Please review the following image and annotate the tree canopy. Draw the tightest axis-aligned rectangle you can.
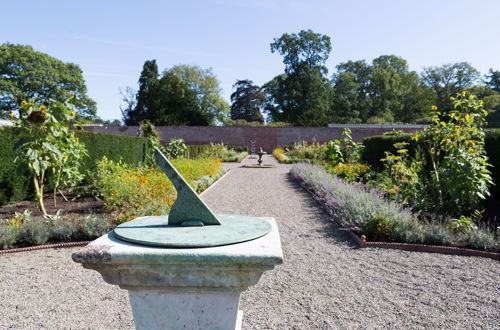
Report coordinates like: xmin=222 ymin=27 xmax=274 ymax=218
xmin=229 ymin=80 xmax=265 ymax=123
xmin=0 ymin=43 xmax=96 ymax=119
xmin=265 ymin=29 xmax=333 ymax=126
xmin=123 ymin=62 xmax=228 ymax=126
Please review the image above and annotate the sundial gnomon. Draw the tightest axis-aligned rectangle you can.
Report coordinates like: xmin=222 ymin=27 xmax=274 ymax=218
xmin=114 ymin=148 xmax=271 ymax=247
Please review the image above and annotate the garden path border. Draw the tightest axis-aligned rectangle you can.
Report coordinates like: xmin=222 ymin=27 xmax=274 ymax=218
xmin=294 ymin=174 xmax=500 ymax=261
xmin=0 ymin=167 xmax=233 ymax=255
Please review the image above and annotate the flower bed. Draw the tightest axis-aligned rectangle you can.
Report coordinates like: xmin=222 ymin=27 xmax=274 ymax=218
xmin=291 ymin=163 xmax=499 ymax=252
xmin=95 ymin=157 xmax=223 ymax=223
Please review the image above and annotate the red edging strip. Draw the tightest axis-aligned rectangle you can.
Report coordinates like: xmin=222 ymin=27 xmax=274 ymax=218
xmin=0 ymin=241 xmax=91 ymax=255
xmin=294 ymin=174 xmax=500 ymax=261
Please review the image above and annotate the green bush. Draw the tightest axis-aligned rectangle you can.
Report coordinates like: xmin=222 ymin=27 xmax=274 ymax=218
xmin=0 ymin=223 xmax=18 ymax=249
xmin=20 ymin=220 xmax=51 ymax=245
xmin=362 ymin=215 xmax=395 ymax=241
xmin=82 ymin=214 xmax=110 ymax=238
xmin=363 ymin=129 xmax=500 ymax=197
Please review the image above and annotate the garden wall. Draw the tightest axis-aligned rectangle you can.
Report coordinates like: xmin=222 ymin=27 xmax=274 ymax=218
xmin=81 ymin=125 xmax=426 ymax=153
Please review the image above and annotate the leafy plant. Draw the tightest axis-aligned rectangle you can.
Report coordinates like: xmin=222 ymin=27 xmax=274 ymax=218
xmin=450 ymin=216 xmax=477 ymax=235
xmin=20 ymin=219 xmax=50 ymax=245
xmin=0 ymin=223 xmax=18 ymax=249
xmin=82 ymin=214 xmax=109 ymax=238
xmin=137 ymin=120 xmax=164 ymax=166
xmin=362 ymin=215 xmax=395 ymax=241
xmin=12 ymin=97 xmax=87 ymax=215
xmin=165 ymin=138 xmax=187 ymax=159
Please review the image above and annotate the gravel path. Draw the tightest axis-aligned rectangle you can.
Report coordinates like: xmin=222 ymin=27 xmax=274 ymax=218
xmin=1 ymin=155 xmax=499 ymax=329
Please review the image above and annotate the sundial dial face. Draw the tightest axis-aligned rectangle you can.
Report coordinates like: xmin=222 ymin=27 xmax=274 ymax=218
xmin=114 ymin=148 xmax=271 ymax=248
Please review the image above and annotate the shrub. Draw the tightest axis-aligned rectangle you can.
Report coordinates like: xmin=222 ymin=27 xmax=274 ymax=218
xmin=46 ymin=211 xmax=77 ymax=241
xmin=20 ymin=219 xmax=51 ymax=245
xmin=362 ymin=215 xmax=395 ymax=241
xmin=465 ymin=228 xmax=498 ymax=250
xmin=327 ymin=163 xmax=371 ymax=183
xmin=0 ymin=223 xmax=18 ymax=249
xmin=82 ymin=214 xmax=109 ymax=238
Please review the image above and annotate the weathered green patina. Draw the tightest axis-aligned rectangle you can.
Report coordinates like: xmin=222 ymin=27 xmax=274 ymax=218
xmin=113 ymin=148 xmax=272 ymax=247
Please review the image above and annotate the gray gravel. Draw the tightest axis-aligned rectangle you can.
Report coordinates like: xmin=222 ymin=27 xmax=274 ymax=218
xmin=1 ymin=155 xmax=499 ymax=329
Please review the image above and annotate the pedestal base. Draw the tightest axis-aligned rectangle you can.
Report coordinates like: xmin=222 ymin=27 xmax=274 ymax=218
xmin=129 ymin=291 xmax=242 ymax=330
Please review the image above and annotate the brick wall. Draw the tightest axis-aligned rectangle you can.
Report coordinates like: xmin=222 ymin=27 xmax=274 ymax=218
xmin=81 ymin=125 xmax=424 ymax=152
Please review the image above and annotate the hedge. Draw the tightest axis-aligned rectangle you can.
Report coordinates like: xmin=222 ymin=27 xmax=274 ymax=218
xmin=76 ymin=131 xmax=148 ymax=173
xmin=0 ymin=127 xmax=148 ymax=205
xmin=0 ymin=127 xmax=32 ymax=204
xmin=362 ymin=129 xmax=500 ymax=196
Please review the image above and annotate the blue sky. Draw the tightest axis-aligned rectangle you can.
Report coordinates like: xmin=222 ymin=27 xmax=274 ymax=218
xmin=1 ymin=0 xmax=499 ymax=120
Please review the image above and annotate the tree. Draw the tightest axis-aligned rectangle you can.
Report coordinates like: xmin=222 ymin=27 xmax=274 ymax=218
xmin=0 ymin=43 xmax=96 ymax=119
xmin=486 ymin=69 xmax=500 ymax=92
xmin=167 ymin=65 xmax=229 ymax=125
xmin=119 ymin=86 xmax=137 ymax=124
xmin=229 ymin=80 xmax=265 ymax=123
xmin=331 ymin=60 xmax=372 ymax=123
xmin=331 ymin=56 xmax=433 ymax=123
xmin=265 ymin=30 xmax=333 ymax=126
xmin=125 ymin=60 xmax=159 ymax=125
xmin=421 ymin=62 xmax=480 ymax=112
xmin=153 ymin=71 xmax=206 ymax=125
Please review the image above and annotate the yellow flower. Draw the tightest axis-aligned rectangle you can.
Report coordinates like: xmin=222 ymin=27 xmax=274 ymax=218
xmin=20 ymin=100 xmax=27 ymax=106
xmin=64 ymin=155 xmax=69 ymax=161
xmin=442 ymin=138 xmax=451 ymax=143
xmin=479 ymin=100 xmax=484 ymax=106
xmin=450 ymin=96 xmax=455 ymax=101
xmin=70 ymin=111 xmax=76 ymax=117
xmin=431 ymin=105 xmax=438 ymax=110
xmin=482 ymin=110 xmax=488 ymax=117
xmin=39 ymin=105 xmax=46 ymax=111
xmin=466 ymin=140 xmax=475 ymax=147
xmin=461 ymin=90 xmax=467 ymax=96
xmin=465 ymin=113 xmax=470 ymax=121
xmin=9 ymin=112 xmax=15 ymax=119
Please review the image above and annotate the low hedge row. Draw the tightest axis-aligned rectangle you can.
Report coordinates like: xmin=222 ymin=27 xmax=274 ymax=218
xmin=0 ymin=127 xmax=148 ymax=205
xmin=361 ymin=129 xmax=500 ymax=196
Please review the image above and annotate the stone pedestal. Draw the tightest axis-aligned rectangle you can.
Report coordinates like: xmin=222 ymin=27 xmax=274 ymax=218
xmin=72 ymin=217 xmax=283 ymax=330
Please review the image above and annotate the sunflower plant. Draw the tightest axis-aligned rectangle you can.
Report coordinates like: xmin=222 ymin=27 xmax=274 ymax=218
xmin=11 ymin=97 xmax=87 ymax=215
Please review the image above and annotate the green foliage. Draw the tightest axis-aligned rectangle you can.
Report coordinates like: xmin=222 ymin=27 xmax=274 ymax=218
xmin=0 ymin=223 xmax=18 ymax=249
xmin=165 ymin=138 xmax=187 ymax=159
xmin=230 ymin=80 xmax=265 ymax=123
xmin=331 ymin=57 xmax=434 ymax=124
xmin=485 ymin=129 xmax=500 ymax=196
xmin=362 ymin=215 xmax=395 ymax=241
xmin=465 ymin=228 xmax=498 ymax=250
xmin=378 ymin=92 xmax=493 ymax=217
xmin=76 ymin=131 xmax=148 ymax=174
xmin=265 ymin=30 xmax=333 ymax=126
xmin=20 ymin=219 xmax=51 ymax=245
xmin=450 ymin=216 xmax=477 ymax=235
xmin=124 ymin=62 xmax=229 ymax=126
xmin=421 ymin=62 xmax=480 ymax=112
xmin=0 ymin=127 xmax=32 ymax=204
xmin=12 ymin=97 xmax=87 ymax=215
xmin=82 ymin=214 xmax=110 ymax=238
xmin=137 ymin=120 xmax=163 ymax=166
xmin=0 ymin=43 xmax=96 ymax=119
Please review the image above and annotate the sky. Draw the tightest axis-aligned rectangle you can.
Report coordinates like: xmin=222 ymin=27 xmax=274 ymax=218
xmin=1 ymin=0 xmax=499 ymax=120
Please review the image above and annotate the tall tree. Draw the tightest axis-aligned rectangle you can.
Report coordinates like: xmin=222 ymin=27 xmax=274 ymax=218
xmin=265 ymin=29 xmax=333 ymax=126
xmin=0 ymin=43 xmax=96 ymax=119
xmin=119 ymin=86 xmax=137 ymax=124
xmin=125 ymin=60 xmax=159 ymax=125
xmin=330 ymin=60 xmax=372 ymax=123
xmin=167 ymin=65 xmax=229 ymax=125
xmin=229 ymin=80 xmax=265 ymax=123
xmin=421 ymin=62 xmax=480 ymax=111
xmin=486 ymin=69 xmax=500 ymax=92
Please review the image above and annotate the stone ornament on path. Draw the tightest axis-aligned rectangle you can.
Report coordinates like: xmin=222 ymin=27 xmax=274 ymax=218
xmin=242 ymin=147 xmax=277 ymax=168
xmin=72 ymin=148 xmax=283 ymax=330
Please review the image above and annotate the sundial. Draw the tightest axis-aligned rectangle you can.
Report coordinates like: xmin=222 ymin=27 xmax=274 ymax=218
xmin=114 ymin=148 xmax=272 ymax=248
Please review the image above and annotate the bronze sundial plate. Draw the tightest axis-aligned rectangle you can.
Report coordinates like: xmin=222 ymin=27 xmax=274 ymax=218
xmin=114 ymin=214 xmax=272 ymax=248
